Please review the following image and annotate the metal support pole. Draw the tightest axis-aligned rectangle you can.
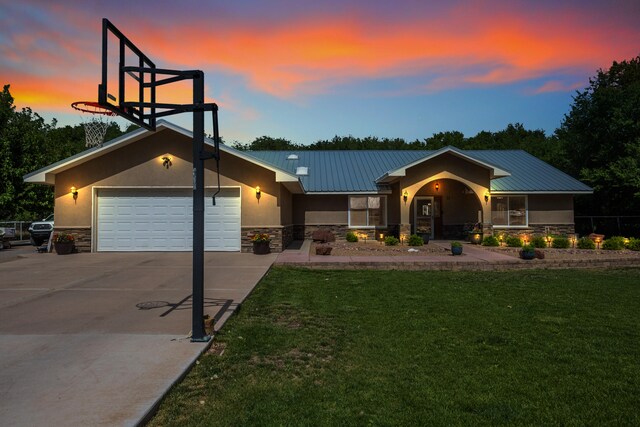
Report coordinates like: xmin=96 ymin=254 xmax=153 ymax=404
xmin=191 ymin=71 xmax=209 ymax=342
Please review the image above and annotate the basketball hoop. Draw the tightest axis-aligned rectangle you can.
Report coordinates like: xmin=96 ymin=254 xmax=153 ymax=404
xmin=71 ymin=101 xmax=117 ymax=147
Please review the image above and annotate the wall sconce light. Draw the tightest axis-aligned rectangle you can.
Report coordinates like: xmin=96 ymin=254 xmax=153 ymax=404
xmin=484 ymin=191 xmax=490 ymax=203
xmin=70 ymin=186 xmax=78 ymax=202
xmin=402 ymin=190 xmax=408 ymax=204
xmin=435 ymin=182 xmax=440 ymax=192
xmin=162 ymin=156 xmax=172 ymax=169
xmin=255 ymin=186 xmax=261 ymax=200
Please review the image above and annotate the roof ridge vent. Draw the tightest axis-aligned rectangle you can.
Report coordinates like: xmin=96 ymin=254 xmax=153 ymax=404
xmin=296 ymin=166 xmax=308 ymax=176
xmin=287 ymin=154 xmax=299 ymax=160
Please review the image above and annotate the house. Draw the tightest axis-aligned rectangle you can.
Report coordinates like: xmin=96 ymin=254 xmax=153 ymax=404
xmin=24 ymin=120 xmax=592 ymax=252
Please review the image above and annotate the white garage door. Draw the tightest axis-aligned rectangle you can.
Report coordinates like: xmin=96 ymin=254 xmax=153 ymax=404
xmin=96 ymin=188 xmax=241 ymax=252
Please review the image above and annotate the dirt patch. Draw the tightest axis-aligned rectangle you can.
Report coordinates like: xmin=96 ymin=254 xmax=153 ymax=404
xmin=312 ymin=241 xmax=452 ymax=257
xmin=483 ymin=246 xmax=640 ymax=260
xmin=206 ymin=341 xmax=227 ymax=356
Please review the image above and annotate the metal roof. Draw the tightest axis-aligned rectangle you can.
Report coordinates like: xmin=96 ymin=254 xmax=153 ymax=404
xmin=248 ymin=149 xmax=592 ymax=193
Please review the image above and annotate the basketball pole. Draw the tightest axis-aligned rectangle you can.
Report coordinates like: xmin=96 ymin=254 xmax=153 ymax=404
xmin=191 ymin=70 xmax=209 ymax=342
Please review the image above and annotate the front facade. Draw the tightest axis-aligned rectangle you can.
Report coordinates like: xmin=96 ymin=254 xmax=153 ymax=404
xmin=25 ymin=121 xmax=592 ymax=252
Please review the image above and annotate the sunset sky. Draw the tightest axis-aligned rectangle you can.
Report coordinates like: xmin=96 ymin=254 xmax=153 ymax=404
xmin=1 ymin=0 xmax=638 ymax=145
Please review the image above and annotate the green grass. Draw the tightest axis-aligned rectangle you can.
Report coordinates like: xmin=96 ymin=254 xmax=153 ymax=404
xmin=150 ymin=268 xmax=640 ymax=426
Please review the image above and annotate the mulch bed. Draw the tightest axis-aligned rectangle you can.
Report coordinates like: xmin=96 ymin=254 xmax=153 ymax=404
xmin=311 ymin=241 xmax=451 ymax=257
xmin=483 ymin=246 xmax=640 ymax=260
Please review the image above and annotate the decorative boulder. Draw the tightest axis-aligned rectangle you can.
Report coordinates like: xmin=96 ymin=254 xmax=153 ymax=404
xmin=312 ymin=229 xmax=335 ymax=243
xmin=315 ymin=245 xmax=332 ymax=255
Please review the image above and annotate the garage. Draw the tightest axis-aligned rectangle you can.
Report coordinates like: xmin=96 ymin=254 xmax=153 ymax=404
xmin=96 ymin=188 xmax=241 ymax=252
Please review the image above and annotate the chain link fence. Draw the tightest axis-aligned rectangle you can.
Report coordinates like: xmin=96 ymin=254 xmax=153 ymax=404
xmin=0 ymin=221 xmax=32 ymax=241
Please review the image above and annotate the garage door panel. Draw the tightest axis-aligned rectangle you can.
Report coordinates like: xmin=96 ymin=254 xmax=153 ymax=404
xmin=97 ymin=189 xmax=240 ymax=252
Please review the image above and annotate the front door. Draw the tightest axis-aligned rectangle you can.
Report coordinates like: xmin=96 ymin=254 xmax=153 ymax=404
xmin=414 ymin=197 xmax=434 ymax=239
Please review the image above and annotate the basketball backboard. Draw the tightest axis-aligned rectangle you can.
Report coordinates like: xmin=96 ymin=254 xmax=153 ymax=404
xmin=99 ymin=18 xmax=156 ymax=130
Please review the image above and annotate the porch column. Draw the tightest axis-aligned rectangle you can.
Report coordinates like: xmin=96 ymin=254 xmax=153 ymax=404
xmin=481 ymin=199 xmax=493 ymax=236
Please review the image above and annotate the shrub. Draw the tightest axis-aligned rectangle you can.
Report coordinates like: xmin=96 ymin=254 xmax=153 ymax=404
xmin=551 ymin=236 xmax=570 ymax=249
xmin=384 ymin=236 xmax=399 ymax=246
xmin=482 ymin=236 xmax=499 ymax=246
xmin=530 ymin=235 xmax=547 ymax=248
xmin=602 ymin=236 xmax=626 ymax=250
xmin=451 ymin=241 xmax=462 ymax=248
xmin=505 ymin=236 xmax=523 ymax=247
xmin=577 ymin=237 xmax=595 ymax=249
xmin=407 ymin=234 xmax=423 ymax=246
xmin=346 ymin=232 xmax=358 ymax=242
xmin=627 ymin=238 xmax=640 ymax=251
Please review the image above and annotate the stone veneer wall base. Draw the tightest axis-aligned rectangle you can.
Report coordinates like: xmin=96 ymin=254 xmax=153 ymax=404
xmin=53 ymin=227 xmax=91 ymax=253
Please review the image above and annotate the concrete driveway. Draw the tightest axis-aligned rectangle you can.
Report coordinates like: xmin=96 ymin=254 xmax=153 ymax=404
xmin=0 ymin=251 xmax=276 ymax=426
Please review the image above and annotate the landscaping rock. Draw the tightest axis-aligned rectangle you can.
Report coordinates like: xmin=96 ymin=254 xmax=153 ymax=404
xmin=312 ymin=229 xmax=335 ymax=243
xmin=315 ymin=245 xmax=333 ymax=255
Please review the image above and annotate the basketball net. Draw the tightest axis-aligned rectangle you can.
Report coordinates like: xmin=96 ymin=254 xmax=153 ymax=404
xmin=71 ymin=101 xmax=117 ymax=148
xmin=81 ymin=116 xmax=110 ymax=147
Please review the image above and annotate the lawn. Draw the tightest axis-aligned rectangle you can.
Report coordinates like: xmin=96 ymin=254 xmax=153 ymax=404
xmin=150 ymin=268 xmax=640 ymax=426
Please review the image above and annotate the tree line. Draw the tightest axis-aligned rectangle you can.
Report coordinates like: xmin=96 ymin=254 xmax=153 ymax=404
xmin=1 ymin=56 xmax=639 ymax=220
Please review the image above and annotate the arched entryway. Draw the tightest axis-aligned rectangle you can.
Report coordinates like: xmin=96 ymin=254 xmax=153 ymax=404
xmin=408 ymin=178 xmax=484 ymax=239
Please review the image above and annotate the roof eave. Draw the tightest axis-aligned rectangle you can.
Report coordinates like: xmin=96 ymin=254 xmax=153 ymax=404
xmin=23 ymin=120 xmax=301 ymax=187
xmin=376 ymin=146 xmax=510 ymax=183
xmin=491 ymin=190 xmax=593 ymax=194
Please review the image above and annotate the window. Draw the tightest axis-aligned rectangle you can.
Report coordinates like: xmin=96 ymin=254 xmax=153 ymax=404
xmin=492 ymin=195 xmax=527 ymax=227
xmin=349 ymin=196 xmax=386 ymax=227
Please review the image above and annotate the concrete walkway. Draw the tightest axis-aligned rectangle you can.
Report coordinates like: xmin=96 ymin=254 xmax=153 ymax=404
xmin=0 ymin=251 xmax=276 ymax=426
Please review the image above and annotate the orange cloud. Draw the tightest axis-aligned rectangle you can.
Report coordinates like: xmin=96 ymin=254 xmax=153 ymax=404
xmin=3 ymin=0 xmax=638 ymax=114
xmin=126 ymin=7 xmax=636 ymax=99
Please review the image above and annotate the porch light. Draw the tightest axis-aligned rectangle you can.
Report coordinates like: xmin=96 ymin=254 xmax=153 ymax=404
xmin=255 ymin=186 xmax=261 ymax=198
xmin=402 ymin=190 xmax=408 ymax=204
xmin=70 ymin=186 xmax=78 ymax=202
xmin=161 ymin=156 xmax=172 ymax=169
xmin=435 ymin=182 xmax=440 ymax=192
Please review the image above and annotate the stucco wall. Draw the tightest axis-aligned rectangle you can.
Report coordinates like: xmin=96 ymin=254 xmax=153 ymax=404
xmin=528 ymin=194 xmax=574 ymax=224
xmin=279 ymin=184 xmax=293 ymax=226
xmin=292 ymin=194 xmax=348 ymax=225
xmin=402 ymin=153 xmax=490 ymax=190
xmin=54 ymin=129 xmax=284 ymax=228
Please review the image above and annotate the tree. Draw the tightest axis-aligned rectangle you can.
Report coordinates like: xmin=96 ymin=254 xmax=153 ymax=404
xmin=232 ymin=136 xmax=300 ymax=151
xmin=556 ymin=56 xmax=640 ymax=215
xmin=0 ymin=84 xmax=128 ymax=220
xmin=0 ymin=85 xmax=54 ymax=219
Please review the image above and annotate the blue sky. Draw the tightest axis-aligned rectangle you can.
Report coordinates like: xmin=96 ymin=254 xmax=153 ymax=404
xmin=1 ymin=0 xmax=638 ymax=144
